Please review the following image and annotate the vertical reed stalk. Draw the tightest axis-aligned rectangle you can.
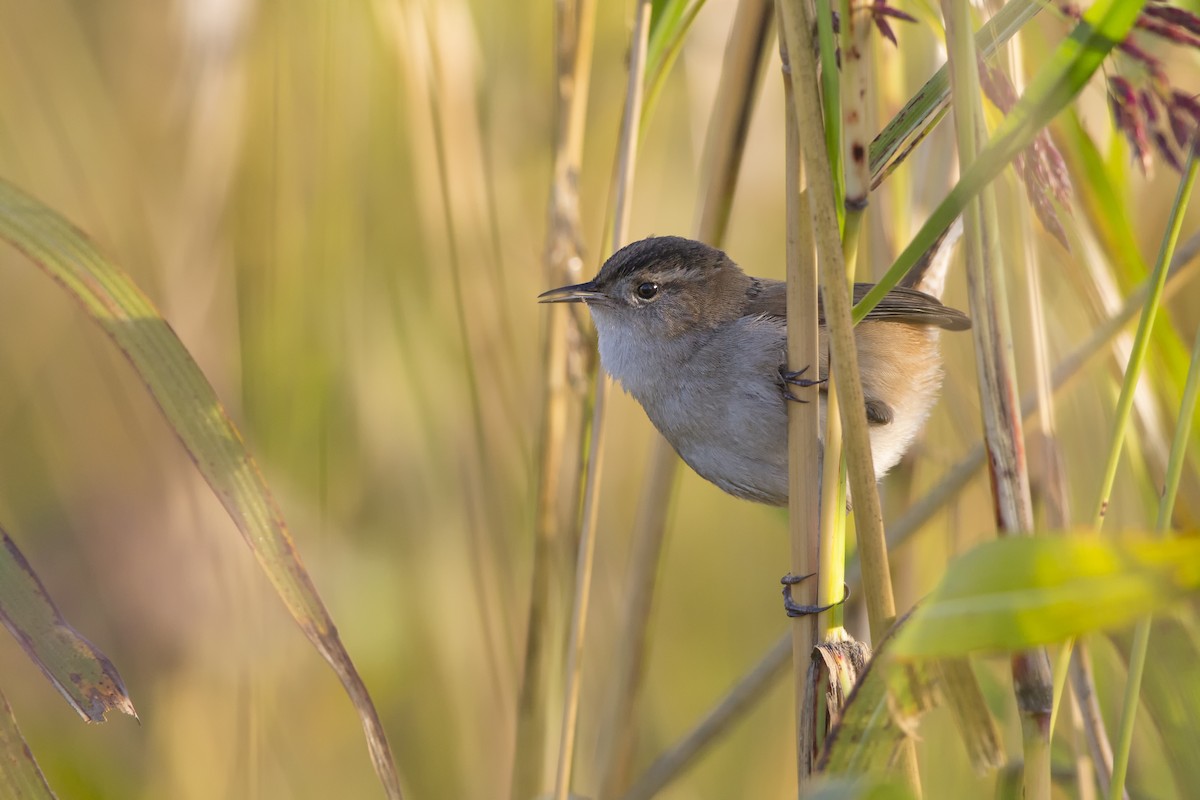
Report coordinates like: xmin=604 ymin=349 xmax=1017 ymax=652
xmin=779 ymin=27 xmax=822 ymax=783
xmin=1064 ymin=679 xmax=1099 ymax=800
xmin=828 ymin=0 xmax=875 ymax=641
xmin=552 ymin=376 xmax=609 ymax=800
xmin=1002 ymin=30 xmax=1106 ymax=794
xmin=1022 ymin=205 xmax=1110 ymax=796
xmin=1070 ymin=646 xmax=1119 ymax=795
xmin=816 ymin=388 xmax=845 ymax=636
xmin=940 ymin=1 xmax=1053 ymax=797
xmin=816 ymin=0 xmax=843 ymax=213
xmin=552 ymin=3 xmax=652 ymax=798
xmin=778 ymin=0 xmax=913 ymax=791
xmin=778 ymin=0 xmax=897 ymax=667
xmin=513 ymin=0 xmax=596 ymax=797
xmin=595 ymin=1 xmax=775 ymax=796
xmin=839 ymin=0 xmax=869 ymax=220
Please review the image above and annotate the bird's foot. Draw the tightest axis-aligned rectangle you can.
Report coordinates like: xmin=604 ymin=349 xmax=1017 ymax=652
xmin=781 ymin=573 xmax=850 ymax=617
xmin=778 ymin=365 xmax=826 ymax=403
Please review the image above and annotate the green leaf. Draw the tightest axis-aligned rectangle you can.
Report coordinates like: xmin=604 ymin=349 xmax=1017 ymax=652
xmin=0 ymin=528 xmax=134 ymax=723
xmin=892 ymin=535 xmax=1200 ymax=657
xmin=643 ymin=0 xmax=708 ymax=126
xmin=0 ymin=179 xmax=404 ymax=799
xmin=648 ymin=0 xmax=695 ymax=62
xmin=0 ymin=690 xmax=57 ymax=799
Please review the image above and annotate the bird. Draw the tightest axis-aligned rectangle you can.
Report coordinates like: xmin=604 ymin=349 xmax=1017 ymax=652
xmin=538 ymin=235 xmax=970 ymax=506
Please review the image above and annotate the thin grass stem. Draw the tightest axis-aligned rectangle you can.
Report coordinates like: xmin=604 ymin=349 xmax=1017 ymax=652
xmin=940 ymin=1 xmax=1052 ymax=795
xmin=552 ymin=3 xmax=652 ymax=798
xmin=617 ymin=637 xmax=794 ymax=800
xmin=513 ymin=0 xmax=598 ymax=795
xmin=780 ymin=29 xmax=823 ymax=780
xmin=594 ymin=2 xmax=775 ymax=794
xmin=552 ymin=375 xmax=610 ymax=800
xmin=419 ymin=4 xmax=516 ymax=730
xmin=1091 ymin=150 xmax=1199 ymax=530
xmin=1108 ymin=145 xmax=1200 ymax=800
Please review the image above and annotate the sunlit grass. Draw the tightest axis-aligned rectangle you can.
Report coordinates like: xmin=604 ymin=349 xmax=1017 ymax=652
xmin=0 ymin=0 xmax=1197 ymax=798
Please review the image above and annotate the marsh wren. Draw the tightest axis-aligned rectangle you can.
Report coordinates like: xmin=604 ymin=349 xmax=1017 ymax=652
xmin=539 ymin=236 xmax=970 ymax=505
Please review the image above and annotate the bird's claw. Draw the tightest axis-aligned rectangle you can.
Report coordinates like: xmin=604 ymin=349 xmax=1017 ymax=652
xmin=778 ymin=365 xmax=826 ymax=404
xmin=781 ymin=573 xmax=850 ymax=618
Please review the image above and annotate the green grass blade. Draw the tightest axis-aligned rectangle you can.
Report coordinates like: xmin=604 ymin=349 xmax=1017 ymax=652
xmin=891 ymin=535 xmax=1200 ymax=657
xmin=643 ymin=0 xmax=707 ymax=125
xmin=0 ymin=690 xmax=57 ymax=799
xmin=856 ymin=0 xmax=1148 ymax=322
xmin=0 ymin=179 xmax=404 ymax=800
xmin=1092 ymin=147 xmax=1199 ymax=528
xmin=869 ymin=0 xmax=1044 ymax=181
xmin=0 ymin=527 xmax=134 ymax=723
xmin=1060 ymin=110 xmax=1145 ymax=275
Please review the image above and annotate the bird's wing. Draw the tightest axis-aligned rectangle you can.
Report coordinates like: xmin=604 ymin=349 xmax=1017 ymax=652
xmin=854 ymin=284 xmax=972 ymax=330
xmin=744 ymin=278 xmax=970 ymax=331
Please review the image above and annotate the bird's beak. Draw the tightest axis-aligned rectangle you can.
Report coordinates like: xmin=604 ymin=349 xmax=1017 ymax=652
xmin=537 ymin=281 xmax=604 ymax=304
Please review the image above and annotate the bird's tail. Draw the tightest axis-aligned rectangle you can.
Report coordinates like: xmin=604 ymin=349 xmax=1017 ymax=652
xmin=898 ymin=216 xmax=963 ymax=300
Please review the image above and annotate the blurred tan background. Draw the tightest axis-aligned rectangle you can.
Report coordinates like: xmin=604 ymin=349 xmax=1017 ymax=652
xmin=0 ymin=1 xmax=1197 ymax=798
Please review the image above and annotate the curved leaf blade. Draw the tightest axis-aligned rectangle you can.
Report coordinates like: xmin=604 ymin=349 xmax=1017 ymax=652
xmin=0 ymin=690 xmax=58 ymax=799
xmin=0 ymin=528 xmax=134 ymax=723
xmin=0 ymin=179 xmax=403 ymax=799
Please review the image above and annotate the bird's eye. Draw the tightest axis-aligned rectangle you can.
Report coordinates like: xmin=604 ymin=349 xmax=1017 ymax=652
xmin=635 ymin=282 xmax=659 ymax=300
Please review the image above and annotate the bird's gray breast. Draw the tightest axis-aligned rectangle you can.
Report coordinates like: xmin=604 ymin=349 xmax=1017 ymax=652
xmin=596 ymin=311 xmax=793 ymax=505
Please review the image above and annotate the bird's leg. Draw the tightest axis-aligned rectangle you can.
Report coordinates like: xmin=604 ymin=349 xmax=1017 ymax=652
xmin=777 ymin=365 xmax=826 ymax=403
xmin=780 ymin=573 xmax=850 ymax=617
